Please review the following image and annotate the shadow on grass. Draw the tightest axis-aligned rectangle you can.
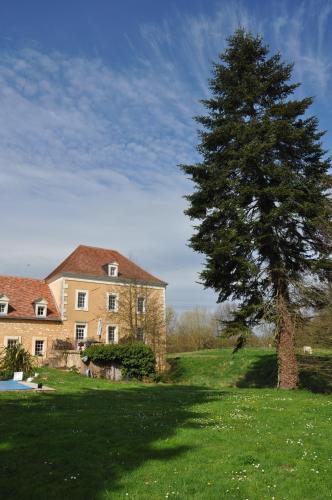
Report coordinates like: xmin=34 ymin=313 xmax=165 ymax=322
xmin=236 ymin=353 xmax=332 ymax=393
xmin=164 ymin=357 xmax=185 ymax=383
xmin=298 ymin=355 xmax=332 ymax=393
xmin=0 ymin=383 xmax=218 ymax=499
xmin=236 ymin=354 xmax=278 ymax=389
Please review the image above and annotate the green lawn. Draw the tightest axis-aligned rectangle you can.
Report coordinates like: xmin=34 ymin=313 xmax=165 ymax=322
xmin=0 ymin=348 xmax=331 ymax=499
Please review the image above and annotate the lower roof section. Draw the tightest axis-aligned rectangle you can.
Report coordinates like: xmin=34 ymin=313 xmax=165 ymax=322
xmin=0 ymin=275 xmax=61 ymax=320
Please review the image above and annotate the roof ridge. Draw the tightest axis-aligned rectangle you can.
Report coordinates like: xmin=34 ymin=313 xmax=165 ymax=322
xmin=78 ymin=244 xmax=117 ymax=252
xmin=0 ymin=274 xmax=46 ymax=282
xmin=45 ymin=245 xmax=81 ymax=280
xmin=45 ymin=244 xmax=167 ymax=285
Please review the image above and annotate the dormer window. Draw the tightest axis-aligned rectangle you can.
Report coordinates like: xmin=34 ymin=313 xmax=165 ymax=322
xmin=0 ymin=294 xmax=9 ymax=316
xmin=108 ymin=262 xmax=118 ymax=277
xmin=34 ymin=298 xmax=48 ymax=318
xmin=37 ymin=305 xmax=46 ymax=317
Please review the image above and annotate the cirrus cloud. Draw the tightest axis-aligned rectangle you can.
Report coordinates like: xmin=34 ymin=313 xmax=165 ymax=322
xmin=0 ymin=0 xmax=331 ymax=312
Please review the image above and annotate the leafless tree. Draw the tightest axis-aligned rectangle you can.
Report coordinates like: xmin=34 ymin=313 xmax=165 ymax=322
xmin=102 ymin=281 xmax=166 ymax=370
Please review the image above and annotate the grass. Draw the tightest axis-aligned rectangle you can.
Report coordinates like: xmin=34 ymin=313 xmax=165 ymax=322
xmin=167 ymin=348 xmax=332 ymax=392
xmin=0 ymin=348 xmax=331 ymax=499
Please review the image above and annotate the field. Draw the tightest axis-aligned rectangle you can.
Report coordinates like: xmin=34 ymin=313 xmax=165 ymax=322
xmin=0 ymin=348 xmax=331 ymax=499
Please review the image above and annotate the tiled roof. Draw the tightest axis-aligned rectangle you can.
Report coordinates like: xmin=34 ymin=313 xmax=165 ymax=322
xmin=0 ymin=276 xmax=61 ymax=320
xmin=46 ymin=245 xmax=167 ymax=286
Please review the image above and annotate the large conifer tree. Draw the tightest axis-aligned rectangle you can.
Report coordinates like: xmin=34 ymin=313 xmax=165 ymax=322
xmin=181 ymin=29 xmax=332 ymax=389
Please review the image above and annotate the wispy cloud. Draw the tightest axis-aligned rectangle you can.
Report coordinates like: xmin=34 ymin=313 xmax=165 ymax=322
xmin=271 ymin=1 xmax=332 ymax=93
xmin=0 ymin=0 xmax=331 ymax=311
xmin=0 ymin=43 xmax=211 ymax=310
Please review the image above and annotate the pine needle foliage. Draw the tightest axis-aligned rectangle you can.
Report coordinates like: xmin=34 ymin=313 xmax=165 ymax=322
xmin=181 ymin=29 xmax=332 ymax=387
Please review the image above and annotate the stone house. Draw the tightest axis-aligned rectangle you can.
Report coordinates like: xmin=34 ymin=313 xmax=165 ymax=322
xmin=0 ymin=245 xmax=167 ymax=370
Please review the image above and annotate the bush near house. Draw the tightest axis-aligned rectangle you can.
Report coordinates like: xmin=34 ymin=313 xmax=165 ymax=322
xmin=52 ymin=339 xmax=75 ymax=351
xmin=0 ymin=369 xmax=14 ymax=380
xmin=83 ymin=342 xmax=156 ymax=380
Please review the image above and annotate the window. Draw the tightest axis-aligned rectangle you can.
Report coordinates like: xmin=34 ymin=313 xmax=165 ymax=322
xmin=34 ymin=340 xmax=44 ymax=356
xmin=76 ymin=290 xmax=88 ymax=310
xmin=107 ymin=293 xmax=118 ymax=312
xmin=137 ymin=297 xmax=145 ymax=313
xmin=36 ymin=305 xmax=46 ymax=317
xmin=136 ymin=328 xmax=144 ymax=342
xmin=75 ymin=323 xmax=87 ymax=341
xmin=108 ymin=263 xmax=118 ymax=277
xmin=34 ymin=298 xmax=48 ymax=318
xmin=107 ymin=325 xmax=118 ymax=344
xmin=5 ymin=336 xmax=20 ymax=347
xmin=0 ymin=295 xmax=9 ymax=315
xmin=7 ymin=339 xmax=18 ymax=348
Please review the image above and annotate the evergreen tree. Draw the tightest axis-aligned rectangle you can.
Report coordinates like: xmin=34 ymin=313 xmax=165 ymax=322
xmin=181 ymin=29 xmax=332 ymax=389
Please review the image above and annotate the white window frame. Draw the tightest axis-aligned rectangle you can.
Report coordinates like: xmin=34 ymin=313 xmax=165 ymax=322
xmin=108 ymin=263 xmax=118 ymax=277
xmin=0 ymin=295 xmax=9 ymax=316
xmin=34 ymin=340 xmax=45 ymax=356
xmin=75 ymin=322 xmax=88 ymax=341
xmin=32 ymin=337 xmax=47 ymax=357
xmin=106 ymin=293 xmax=119 ymax=312
xmin=75 ymin=290 xmax=89 ymax=311
xmin=36 ymin=305 xmax=47 ymax=318
xmin=34 ymin=298 xmax=48 ymax=318
xmin=4 ymin=336 xmax=21 ymax=347
xmin=0 ymin=303 xmax=8 ymax=315
xmin=107 ymin=324 xmax=118 ymax=344
xmin=137 ymin=296 xmax=145 ymax=314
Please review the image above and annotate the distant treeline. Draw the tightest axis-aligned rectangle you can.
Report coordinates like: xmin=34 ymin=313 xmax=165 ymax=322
xmin=166 ymin=297 xmax=332 ymax=353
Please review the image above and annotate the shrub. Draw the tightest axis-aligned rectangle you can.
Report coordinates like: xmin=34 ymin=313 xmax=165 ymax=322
xmin=0 ymin=369 xmax=14 ymax=380
xmin=0 ymin=344 xmax=35 ymax=376
xmin=84 ymin=340 xmax=102 ymax=348
xmin=52 ymin=339 xmax=75 ymax=350
xmin=83 ymin=342 xmax=156 ymax=380
xmin=68 ymin=365 xmax=80 ymax=375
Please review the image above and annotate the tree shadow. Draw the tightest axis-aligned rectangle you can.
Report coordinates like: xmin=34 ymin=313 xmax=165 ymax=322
xmin=163 ymin=357 xmax=185 ymax=382
xmin=236 ymin=353 xmax=332 ymax=393
xmin=0 ymin=383 xmax=218 ymax=499
xmin=236 ymin=354 xmax=278 ymax=388
xmin=298 ymin=355 xmax=332 ymax=393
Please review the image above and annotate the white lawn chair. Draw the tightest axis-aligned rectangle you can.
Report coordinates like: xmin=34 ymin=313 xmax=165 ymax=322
xmin=13 ymin=371 xmax=23 ymax=381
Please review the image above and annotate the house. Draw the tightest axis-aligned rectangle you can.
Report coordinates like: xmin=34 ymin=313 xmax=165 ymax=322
xmin=0 ymin=245 xmax=167 ymax=370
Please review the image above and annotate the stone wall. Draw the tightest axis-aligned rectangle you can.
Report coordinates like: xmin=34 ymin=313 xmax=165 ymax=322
xmin=63 ymin=278 xmax=167 ymax=372
xmin=80 ymin=358 xmax=122 ymax=380
xmin=0 ymin=319 xmax=67 ymax=360
xmin=47 ymin=350 xmax=81 ymax=369
xmin=0 ymin=316 xmax=166 ymax=373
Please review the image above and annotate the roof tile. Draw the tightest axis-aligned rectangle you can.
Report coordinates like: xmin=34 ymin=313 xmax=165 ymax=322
xmin=0 ymin=276 xmax=61 ymax=320
xmin=46 ymin=245 xmax=167 ymax=286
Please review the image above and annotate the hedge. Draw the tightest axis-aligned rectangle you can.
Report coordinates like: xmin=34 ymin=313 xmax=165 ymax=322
xmin=83 ymin=342 xmax=156 ymax=380
xmin=0 ymin=370 xmax=14 ymax=381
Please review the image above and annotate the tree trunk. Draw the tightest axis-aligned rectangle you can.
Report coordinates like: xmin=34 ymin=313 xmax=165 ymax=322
xmin=276 ymin=295 xmax=298 ymax=389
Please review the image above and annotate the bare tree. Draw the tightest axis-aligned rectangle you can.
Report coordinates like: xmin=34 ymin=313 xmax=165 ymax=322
xmin=101 ymin=282 xmax=166 ymax=371
xmin=167 ymin=307 xmax=218 ymax=353
xmin=166 ymin=305 xmax=177 ymax=336
xmin=296 ymin=286 xmax=332 ymax=349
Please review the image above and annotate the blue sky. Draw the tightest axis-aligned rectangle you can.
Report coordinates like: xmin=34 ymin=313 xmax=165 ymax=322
xmin=0 ymin=0 xmax=332 ymax=312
